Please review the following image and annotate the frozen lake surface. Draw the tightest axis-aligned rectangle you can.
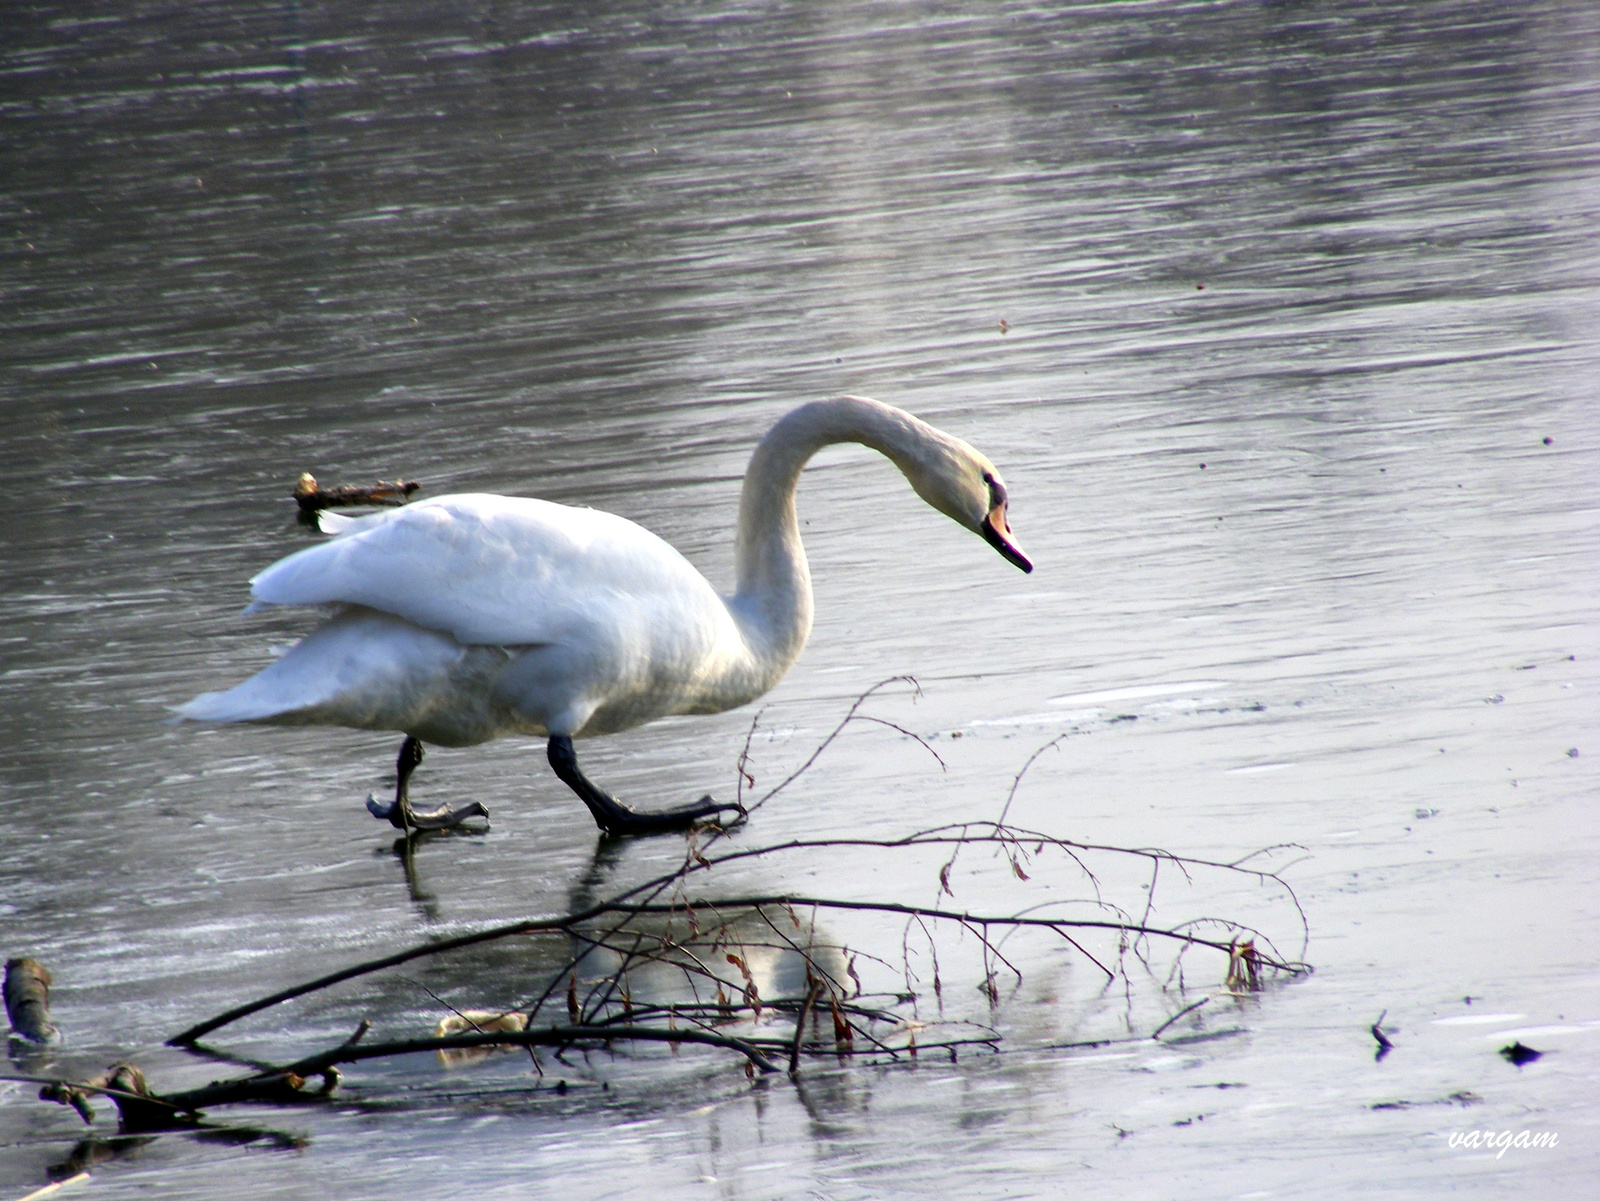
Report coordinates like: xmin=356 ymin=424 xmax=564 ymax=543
xmin=2 ymin=1 xmax=1597 ymax=1195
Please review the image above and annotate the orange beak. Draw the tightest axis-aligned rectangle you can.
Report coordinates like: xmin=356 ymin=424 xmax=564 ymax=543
xmin=981 ymin=503 xmax=1032 ymax=573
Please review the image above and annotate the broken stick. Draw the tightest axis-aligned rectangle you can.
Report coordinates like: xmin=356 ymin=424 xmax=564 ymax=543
xmin=293 ymin=473 xmax=419 ymax=513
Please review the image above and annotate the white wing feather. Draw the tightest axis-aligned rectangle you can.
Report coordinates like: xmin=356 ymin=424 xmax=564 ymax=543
xmin=249 ymin=495 xmax=721 ymax=647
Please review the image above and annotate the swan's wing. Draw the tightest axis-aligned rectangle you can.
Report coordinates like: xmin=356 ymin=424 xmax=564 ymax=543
xmin=314 ymin=510 xmax=361 ymax=535
xmin=248 ymin=494 xmax=717 ymax=646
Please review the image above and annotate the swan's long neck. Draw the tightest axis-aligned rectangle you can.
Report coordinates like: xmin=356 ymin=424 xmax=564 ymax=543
xmin=726 ymin=396 xmax=965 ymax=688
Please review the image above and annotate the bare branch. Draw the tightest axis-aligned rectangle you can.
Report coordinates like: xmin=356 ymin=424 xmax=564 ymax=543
xmin=125 ymin=680 xmax=1314 ymax=1133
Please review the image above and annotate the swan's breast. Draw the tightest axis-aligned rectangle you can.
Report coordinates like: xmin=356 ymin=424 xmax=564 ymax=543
xmin=491 ymin=575 xmax=763 ymax=738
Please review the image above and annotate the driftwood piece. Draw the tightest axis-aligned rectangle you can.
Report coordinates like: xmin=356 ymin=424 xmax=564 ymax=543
xmin=5 ymin=958 xmax=62 ymax=1045
xmin=23 ymin=1060 xmax=342 ymax=1133
xmin=230 ymin=1022 xmax=782 ymax=1085
xmin=293 ymin=472 xmax=419 ymax=513
xmin=36 ymin=1063 xmax=192 ymax=1132
xmin=15 ymin=1020 xmax=778 ymax=1133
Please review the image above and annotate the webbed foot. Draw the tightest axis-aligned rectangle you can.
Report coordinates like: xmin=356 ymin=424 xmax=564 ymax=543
xmin=366 ymin=737 xmax=490 ymax=832
xmin=547 ymin=736 xmax=746 ymax=836
xmin=593 ymin=793 xmax=748 ymax=837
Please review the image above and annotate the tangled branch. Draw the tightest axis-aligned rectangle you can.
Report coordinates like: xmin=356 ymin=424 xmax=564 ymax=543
xmin=20 ymin=679 xmax=1312 ymax=1137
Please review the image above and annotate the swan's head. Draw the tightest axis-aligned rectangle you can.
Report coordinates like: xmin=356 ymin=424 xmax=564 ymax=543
xmin=972 ymin=463 xmax=1033 ymax=573
xmin=907 ymin=440 xmax=1033 ymax=574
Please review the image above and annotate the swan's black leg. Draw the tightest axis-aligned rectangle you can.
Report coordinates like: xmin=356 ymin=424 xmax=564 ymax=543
xmin=365 ymin=736 xmax=490 ymax=831
xmin=546 ymin=735 xmax=746 ymax=835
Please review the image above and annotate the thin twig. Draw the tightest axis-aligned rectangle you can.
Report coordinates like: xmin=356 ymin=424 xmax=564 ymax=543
xmin=1151 ymin=996 xmax=1211 ymax=1040
xmin=789 ymin=981 xmax=822 ymax=1076
xmin=0 ymin=1073 xmax=183 ymax=1114
xmin=744 ymin=676 xmax=922 ymax=815
xmin=1371 ymin=1010 xmax=1395 ymax=1059
xmin=995 ymin=734 xmax=1068 ymax=828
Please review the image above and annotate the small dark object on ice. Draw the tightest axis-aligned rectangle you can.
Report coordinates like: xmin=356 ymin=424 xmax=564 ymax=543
xmin=1500 ymin=1041 xmax=1542 ymax=1066
xmin=294 ymin=472 xmax=419 ymax=513
xmin=1371 ymin=1090 xmax=1480 ymax=1111
xmin=5 ymin=958 xmax=62 ymax=1045
xmin=1371 ymin=1010 xmax=1395 ymax=1061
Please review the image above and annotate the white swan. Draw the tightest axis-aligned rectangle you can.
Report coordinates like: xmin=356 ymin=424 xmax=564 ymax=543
xmin=178 ymin=396 xmax=1031 ymax=834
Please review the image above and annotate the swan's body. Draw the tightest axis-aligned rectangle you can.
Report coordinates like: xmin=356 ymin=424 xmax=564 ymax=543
xmin=183 ymin=495 xmax=772 ymax=747
xmin=179 ymin=396 xmax=1030 ymax=834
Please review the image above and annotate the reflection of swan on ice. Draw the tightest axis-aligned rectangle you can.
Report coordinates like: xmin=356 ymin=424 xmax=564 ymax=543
xmin=560 ymin=841 xmax=853 ymax=1020
xmin=178 ymin=396 xmax=1030 ymax=834
xmin=432 ymin=904 xmax=854 ymax=1068
xmin=570 ymin=903 xmax=853 ymax=1017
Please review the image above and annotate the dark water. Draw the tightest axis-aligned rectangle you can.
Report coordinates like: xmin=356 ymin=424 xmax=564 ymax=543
xmin=3 ymin=1 xmax=1598 ymax=1195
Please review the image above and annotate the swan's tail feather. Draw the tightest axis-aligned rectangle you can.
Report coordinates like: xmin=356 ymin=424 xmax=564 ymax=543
xmin=173 ymin=646 xmax=351 ymax=726
xmin=172 ymin=607 xmax=507 ymax=745
xmin=173 ymin=686 xmax=306 ymax=724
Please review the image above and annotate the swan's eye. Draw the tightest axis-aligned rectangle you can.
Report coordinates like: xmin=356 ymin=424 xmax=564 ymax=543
xmin=981 ymin=471 xmax=1007 ymax=508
